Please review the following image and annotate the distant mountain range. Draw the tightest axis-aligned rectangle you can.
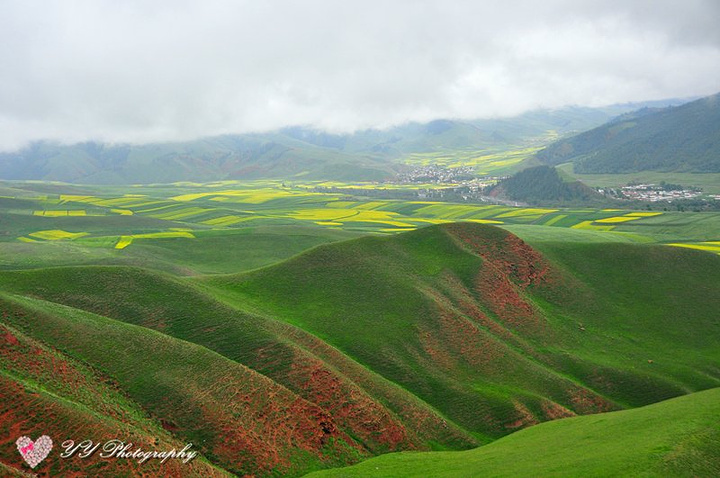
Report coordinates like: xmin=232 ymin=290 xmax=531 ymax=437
xmin=537 ymin=93 xmax=720 ymax=173
xmin=0 ymin=99 xmax=690 ymax=184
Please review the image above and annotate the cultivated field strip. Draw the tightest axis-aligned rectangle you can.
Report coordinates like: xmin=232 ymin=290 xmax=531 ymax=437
xmin=2 ymin=181 xmax=719 ymax=253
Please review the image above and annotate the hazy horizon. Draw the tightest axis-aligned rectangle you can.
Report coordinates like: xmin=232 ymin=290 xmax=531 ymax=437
xmin=1 ymin=0 xmax=719 ymax=151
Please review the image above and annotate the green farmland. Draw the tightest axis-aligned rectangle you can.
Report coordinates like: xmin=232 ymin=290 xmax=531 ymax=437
xmin=2 ymin=179 xmax=719 ymax=276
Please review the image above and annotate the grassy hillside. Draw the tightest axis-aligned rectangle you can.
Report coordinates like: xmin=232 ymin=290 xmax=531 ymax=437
xmin=0 ymin=221 xmax=362 ymax=275
xmin=0 ymin=307 xmax=232 ymax=476
xmin=489 ymin=165 xmax=604 ymax=205
xmin=0 ymin=135 xmax=397 ymax=184
xmin=0 ymin=262 xmax=479 ymax=475
xmin=1 ymin=222 xmax=719 ymax=475
xmin=307 ymin=387 xmax=720 ymax=477
xmin=0 ymin=371 xmax=232 ymax=477
xmin=0 ymin=293 xmax=370 ymax=477
xmin=537 ymin=93 xmax=720 ymax=173
xmin=205 ymin=224 xmax=720 ymax=435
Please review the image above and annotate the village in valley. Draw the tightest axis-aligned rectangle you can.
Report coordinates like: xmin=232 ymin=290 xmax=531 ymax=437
xmin=599 ymin=182 xmax=718 ymax=202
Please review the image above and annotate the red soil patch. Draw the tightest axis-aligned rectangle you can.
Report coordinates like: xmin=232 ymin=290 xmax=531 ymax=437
xmin=0 ymin=301 xmax=360 ymax=476
xmin=257 ymin=343 xmax=413 ymax=453
xmin=541 ymin=400 xmax=576 ymax=420
xmin=567 ymin=387 xmax=616 ymax=414
xmin=3 ymin=330 xmax=19 ymax=346
xmin=265 ymin=324 xmax=478 ymax=449
xmin=504 ymin=401 xmax=540 ymax=430
xmin=0 ymin=376 xmax=227 ymax=477
xmin=420 ymin=275 xmax=541 ymax=377
xmin=445 ymin=225 xmax=558 ymax=337
xmin=418 ymin=324 xmax=459 ymax=372
xmin=183 ymin=370 xmax=356 ymax=476
xmin=0 ymin=323 xmax=144 ymax=425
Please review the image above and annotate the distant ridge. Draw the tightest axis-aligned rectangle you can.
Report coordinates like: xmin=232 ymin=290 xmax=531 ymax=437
xmin=0 ymin=100 xmax=691 ymax=184
xmin=537 ymin=92 xmax=720 ymax=173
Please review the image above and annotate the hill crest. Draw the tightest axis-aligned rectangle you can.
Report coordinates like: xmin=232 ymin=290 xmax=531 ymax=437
xmin=536 ymin=92 xmax=720 ymax=173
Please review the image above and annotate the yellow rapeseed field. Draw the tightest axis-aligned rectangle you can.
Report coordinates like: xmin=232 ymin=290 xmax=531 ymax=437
xmin=115 ymin=236 xmax=133 ymax=249
xmin=111 ymin=209 xmax=134 ymax=215
xmin=33 ymin=210 xmax=87 ymax=217
xmin=667 ymin=243 xmax=720 ymax=254
xmin=114 ymin=231 xmax=196 ymax=250
xmin=594 ymin=216 xmax=642 ymax=224
xmin=28 ymin=230 xmax=89 ymax=240
xmin=571 ymin=221 xmax=616 ymax=232
xmin=625 ymin=212 xmax=663 ymax=217
xmin=495 ymin=208 xmax=558 ymax=218
xmin=543 ymin=214 xmax=568 ymax=226
xmin=202 ymin=215 xmax=249 ymax=226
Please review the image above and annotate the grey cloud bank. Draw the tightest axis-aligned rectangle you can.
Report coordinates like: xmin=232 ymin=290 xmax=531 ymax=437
xmin=0 ymin=0 xmax=719 ymax=151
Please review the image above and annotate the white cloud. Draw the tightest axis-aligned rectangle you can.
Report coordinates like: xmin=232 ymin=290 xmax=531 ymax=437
xmin=0 ymin=0 xmax=718 ymax=150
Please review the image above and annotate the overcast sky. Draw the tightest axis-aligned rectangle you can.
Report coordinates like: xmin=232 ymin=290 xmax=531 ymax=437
xmin=1 ymin=0 xmax=719 ymax=150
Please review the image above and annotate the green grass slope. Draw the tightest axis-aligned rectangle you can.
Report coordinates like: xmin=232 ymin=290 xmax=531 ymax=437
xmin=537 ymin=93 xmax=720 ymax=173
xmin=0 ymin=264 xmax=480 ymax=474
xmin=2 ymin=222 xmax=718 ymax=476
xmin=0 ymin=316 xmax=231 ymax=476
xmin=306 ymin=387 xmax=720 ymax=477
xmin=0 ymin=224 xmax=360 ymax=275
xmin=205 ymin=223 xmax=720 ymax=438
xmin=0 ymin=293 xmax=370 ymax=477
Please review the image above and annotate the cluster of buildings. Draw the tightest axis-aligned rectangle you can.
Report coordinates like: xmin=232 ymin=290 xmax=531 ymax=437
xmin=602 ymin=184 xmax=706 ymax=202
xmin=395 ymin=165 xmax=477 ymax=183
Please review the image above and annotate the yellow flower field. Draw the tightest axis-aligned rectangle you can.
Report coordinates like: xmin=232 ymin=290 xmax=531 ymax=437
xmin=594 ymin=216 xmax=642 ymax=224
xmin=667 ymin=243 xmax=720 ymax=254
xmin=115 ymin=231 xmax=196 ymax=250
xmin=115 ymin=236 xmax=133 ymax=249
xmin=33 ymin=210 xmax=87 ymax=217
xmin=495 ymin=208 xmax=558 ymax=218
xmin=571 ymin=221 xmax=615 ymax=232
xmin=625 ymin=212 xmax=663 ymax=217
xmin=28 ymin=230 xmax=89 ymax=240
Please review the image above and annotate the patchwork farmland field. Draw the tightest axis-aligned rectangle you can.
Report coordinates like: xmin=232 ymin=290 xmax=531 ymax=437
xmin=2 ymin=179 xmax=720 ymax=276
xmin=401 ymin=145 xmax=545 ymax=174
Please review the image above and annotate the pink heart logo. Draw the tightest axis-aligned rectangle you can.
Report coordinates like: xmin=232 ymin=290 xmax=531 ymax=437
xmin=16 ymin=435 xmax=53 ymax=469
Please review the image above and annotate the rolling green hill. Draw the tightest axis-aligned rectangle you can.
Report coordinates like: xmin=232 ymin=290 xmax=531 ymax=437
xmin=488 ymin=165 xmax=604 ymax=205
xmin=205 ymin=224 xmax=720 ymax=431
xmin=0 ymin=135 xmax=397 ymax=184
xmin=306 ymin=387 xmax=720 ymax=477
xmin=537 ymin=93 xmax=720 ymax=173
xmin=0 ymin=100 xmax=690 ymax=184
xmin=1 ymin=222 xmax=719 ymax=476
